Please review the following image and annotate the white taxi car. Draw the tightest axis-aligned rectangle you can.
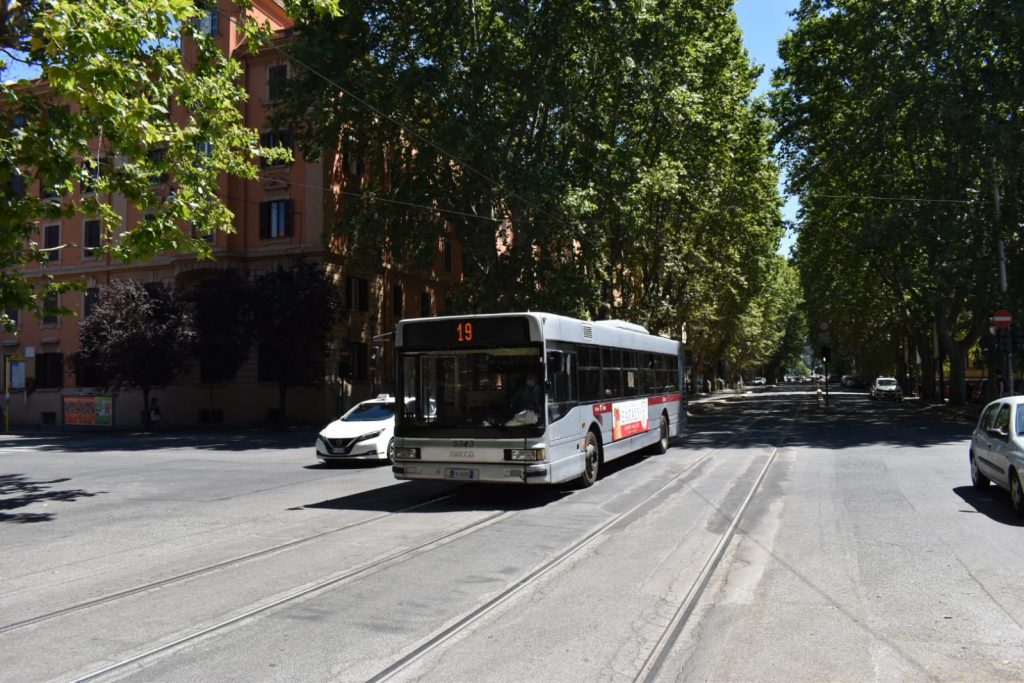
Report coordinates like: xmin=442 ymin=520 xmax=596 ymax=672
xmin=870 ymin=376 xmax=903 ymax=401
xmin=315 ymin=395 xmax=395 ymax=465
xmin=970 ymin=396 xmax=1024 ymax=516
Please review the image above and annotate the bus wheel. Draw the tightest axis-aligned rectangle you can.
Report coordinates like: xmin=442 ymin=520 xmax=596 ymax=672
xmin=578 ymin=431 xmax=601 ymax=488
xmin=652 ymin=414 xmax=669 ymax=455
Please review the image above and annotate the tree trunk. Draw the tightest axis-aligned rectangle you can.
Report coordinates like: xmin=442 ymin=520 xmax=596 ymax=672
xmin=948 ymin=343 xmax=968 ymax=406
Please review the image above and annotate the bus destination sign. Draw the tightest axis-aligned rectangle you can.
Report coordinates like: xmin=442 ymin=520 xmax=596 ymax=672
xmin=403 ymin=317 xmax=532 ymax=349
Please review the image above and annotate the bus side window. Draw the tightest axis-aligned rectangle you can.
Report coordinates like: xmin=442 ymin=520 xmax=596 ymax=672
xmin=547 ymin=351 xmax=576 ymax=422
xmin=579 ymin=346 xmax=602 ymax=402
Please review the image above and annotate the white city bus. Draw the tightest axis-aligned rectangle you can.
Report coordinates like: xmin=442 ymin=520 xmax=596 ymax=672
xmin=392 ymin=312 xmax=685 ymax=487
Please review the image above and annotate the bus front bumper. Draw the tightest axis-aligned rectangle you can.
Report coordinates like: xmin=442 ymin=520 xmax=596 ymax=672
xmin=392 ymin=461 xmax=550 ymax=484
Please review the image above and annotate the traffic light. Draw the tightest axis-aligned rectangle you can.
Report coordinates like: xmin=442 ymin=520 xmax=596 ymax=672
xmin=820 ymin=345 xmax=830 ymax=363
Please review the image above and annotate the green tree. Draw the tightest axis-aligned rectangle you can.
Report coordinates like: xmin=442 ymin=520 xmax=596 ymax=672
xmin=0 ymin=1 xmax=342 ymax=329
xmin=773 ymin=0 xmax=1024 ymax=403
xmin=190 ymin=270 xmax=253 ymax=385
xmin=725 ymin=256 xmax=804 ymax=379
xmin=277 ymin=0 xmax=784 ymax=345
xmin=72 ymin=280 xmax=195 ymax=429
xmin=251 ymin=259 xmax=340 ymax=425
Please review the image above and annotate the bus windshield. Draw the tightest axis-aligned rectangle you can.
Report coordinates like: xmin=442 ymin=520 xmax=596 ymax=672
xmin=400 ymin=348 xmax=545 ymax=430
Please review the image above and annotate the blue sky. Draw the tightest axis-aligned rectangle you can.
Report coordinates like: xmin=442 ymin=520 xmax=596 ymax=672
xmin=733 ymin=0 xmax=800 ymax=256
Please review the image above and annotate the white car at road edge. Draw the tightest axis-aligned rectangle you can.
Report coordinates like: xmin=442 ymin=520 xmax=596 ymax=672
xmin=970 ymin=396 xmax=1024 ymax=516
xmin=315 ymin=395 xmax=396 ymax=465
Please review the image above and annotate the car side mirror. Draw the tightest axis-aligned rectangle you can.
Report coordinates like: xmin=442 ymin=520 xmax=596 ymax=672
xmin=987 ymin=427 xmax=1008 ymax=439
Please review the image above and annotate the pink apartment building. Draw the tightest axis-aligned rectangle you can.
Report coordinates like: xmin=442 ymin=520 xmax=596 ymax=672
xmin=1 ymin=0 xmax=461 ymax=429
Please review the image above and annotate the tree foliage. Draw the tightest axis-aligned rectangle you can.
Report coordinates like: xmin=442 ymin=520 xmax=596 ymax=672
xmin=190 ymin=270 xmax=253 ymax=384
xmin=251 ymin=259 xmax=340 ymax=424
xmin=773 ymin=0 xmax=1024 ymax=402
xmin=72 ymin=280 xmax=195 ymax=426
xmin=276 ymin=0 xmax=786 ymax=380
xmin=0 ymin=0 xmax=340 ymax=329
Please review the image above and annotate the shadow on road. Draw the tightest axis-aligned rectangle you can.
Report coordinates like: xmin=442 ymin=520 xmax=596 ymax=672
xmin=302 ymin=478 xmax=572 ymax=513
xmin=687 ymin=387 xmax=972 ymax=452
xmin=952 ymin=485 xmax=1024 ymax=526
xmin=0 ymin=474 xmax=105 ymax=524
xmin=0 ymin=429 xmax=319 ymax=454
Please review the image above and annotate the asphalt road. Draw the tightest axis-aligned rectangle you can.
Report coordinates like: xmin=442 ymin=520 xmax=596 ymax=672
xmin=2 ymin=386 xmax=1021 ymax=682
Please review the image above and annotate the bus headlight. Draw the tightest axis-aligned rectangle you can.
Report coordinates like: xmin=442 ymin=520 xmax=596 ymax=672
xmin=504 ymin=448 xmax=546 ymax=462
xmin=394 ymin=447 xmax=420 ymax=460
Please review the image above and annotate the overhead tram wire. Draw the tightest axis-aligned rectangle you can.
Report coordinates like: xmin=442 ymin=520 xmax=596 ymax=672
xmin=251 ymin=174 xmax=504 ymax=223
xmin=220 ymin=10 xmax=576 ymax=231
xmin=797 ymin=192 xmax=977 ymax=205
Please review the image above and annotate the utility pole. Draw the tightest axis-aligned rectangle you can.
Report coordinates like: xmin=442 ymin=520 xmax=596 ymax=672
xmin=994 ymin=156 xmax=1014 ymax=395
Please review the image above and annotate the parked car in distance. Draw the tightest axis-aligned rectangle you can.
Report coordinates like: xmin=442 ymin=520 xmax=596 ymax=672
xmin=970 ymin=396 xmax=1024 ymax=516
xmin=315 ymin=395 xmax=396 ymax=465
xmin=870 ymin=377 xmax=903 ymax=401
xmin=841 ymin=375 xmax=866 ymax=388
xmin=751 ymin=376 xmax=766 ymax=386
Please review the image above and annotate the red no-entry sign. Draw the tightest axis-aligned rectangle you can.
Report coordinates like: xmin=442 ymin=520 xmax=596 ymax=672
xmin=993 ymin=308 xmax=1012 ymax=328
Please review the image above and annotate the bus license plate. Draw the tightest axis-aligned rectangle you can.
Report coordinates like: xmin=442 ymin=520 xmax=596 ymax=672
xmin=446 ymin=468 xmax=477 ymax=480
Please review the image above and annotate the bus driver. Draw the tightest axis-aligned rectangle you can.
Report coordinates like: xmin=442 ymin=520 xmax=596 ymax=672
xmin=511 ymin=372 xmax=543 ymax=414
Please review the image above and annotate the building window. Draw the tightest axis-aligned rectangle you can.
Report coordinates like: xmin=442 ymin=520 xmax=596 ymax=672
xmin=442 ymin=236 xmax=453 ymax=272
xmin=8 ymin=169 xmax=25 ymax=197
xmin=346 ymin=276 xmax=369 ymax=311
xmin=260 ymin=130 xmax=293 ymax=168
xmin=36 ymin=352 xmax=64 ymax=389
xmin=81 ymin=158 xmax=105 ymax=194
xmin=347 ymin=341 xmax=369 ymax=381
xmin=84 ymin=288 xmax=99 ymax=317
xmin=42 ymin=291 xmax=59 ymax=325
xmin=40 ymin=183 xmax=61 ymax=200
xmin=147 ymin=148 xmax=168 ymax=184
xmin=3 ymin=308 xmax=19 ymax=329
xmin=259 ymin=199 xmax=293 ymax=239
xmin=198 ymin=8 xmax=219 ymax=36
xmin=392 ymin=285 xmax=403 ymax=318
xmin=83 ymin=219 xmax=101 ymax=257
xmin=190 ymin=222 xmax=215 ymax=243
xmin=43 ymin=224 xmax=60 ymax=262
xmin=420 ymin=290 xmax=431 ymax=318
xmin=267 ymin=64 xmax=288 ymax=102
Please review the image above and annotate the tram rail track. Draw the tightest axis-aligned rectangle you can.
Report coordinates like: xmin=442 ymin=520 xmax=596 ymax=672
xmin=0 ymin=489 xmax=463 ymax=635
xmin=69 ymin=509 xmax=513 ymax=683
xmin=368 ymin=401 xmax=800 ymax=682
xmin=23 ymin=399 xmax=797 ymax=683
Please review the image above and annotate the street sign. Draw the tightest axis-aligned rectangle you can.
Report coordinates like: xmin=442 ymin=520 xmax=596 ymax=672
xmin=993 ymin=308 xmax=1012 ymax=328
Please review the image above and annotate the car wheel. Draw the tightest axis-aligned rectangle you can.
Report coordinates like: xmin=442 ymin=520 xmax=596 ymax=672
xmin=385 ymin=437 xmax=395 ymax=464
xmin=652 ymin=414 xmax=669 ymax=455
xmin=970 ymin=452 xmax=990 ymax=489
xmin=1011 ymin=471 xmax=1024 ymax=517
xmin=577 ymin=431 xmax=601 ymax=488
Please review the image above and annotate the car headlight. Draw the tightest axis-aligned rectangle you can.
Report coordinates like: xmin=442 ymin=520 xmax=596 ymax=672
xmin=358 ymin=430 xmax=384 ymax=442
xmin=504 ymin=448 xmax=547 ymax=462
xmin=394 ymin=447 xmax=420 ymax=460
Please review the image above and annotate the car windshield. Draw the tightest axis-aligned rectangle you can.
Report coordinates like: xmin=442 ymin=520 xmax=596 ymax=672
xmin=400 ymin=347 xmax=544 ymax=429
xmin=342 ymin=403 xmax=394 ymax=421
xmin=877 ymin=379 xmax=897 ymax=387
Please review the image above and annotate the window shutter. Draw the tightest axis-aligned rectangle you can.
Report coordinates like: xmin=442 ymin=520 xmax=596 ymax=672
xmin=259 ymin=132 xmax=270 ymax=167
xmin=259 ymin=202 xmax=269 ymax=239
xmin=284 ymin=199 xmax=294 ymax=236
